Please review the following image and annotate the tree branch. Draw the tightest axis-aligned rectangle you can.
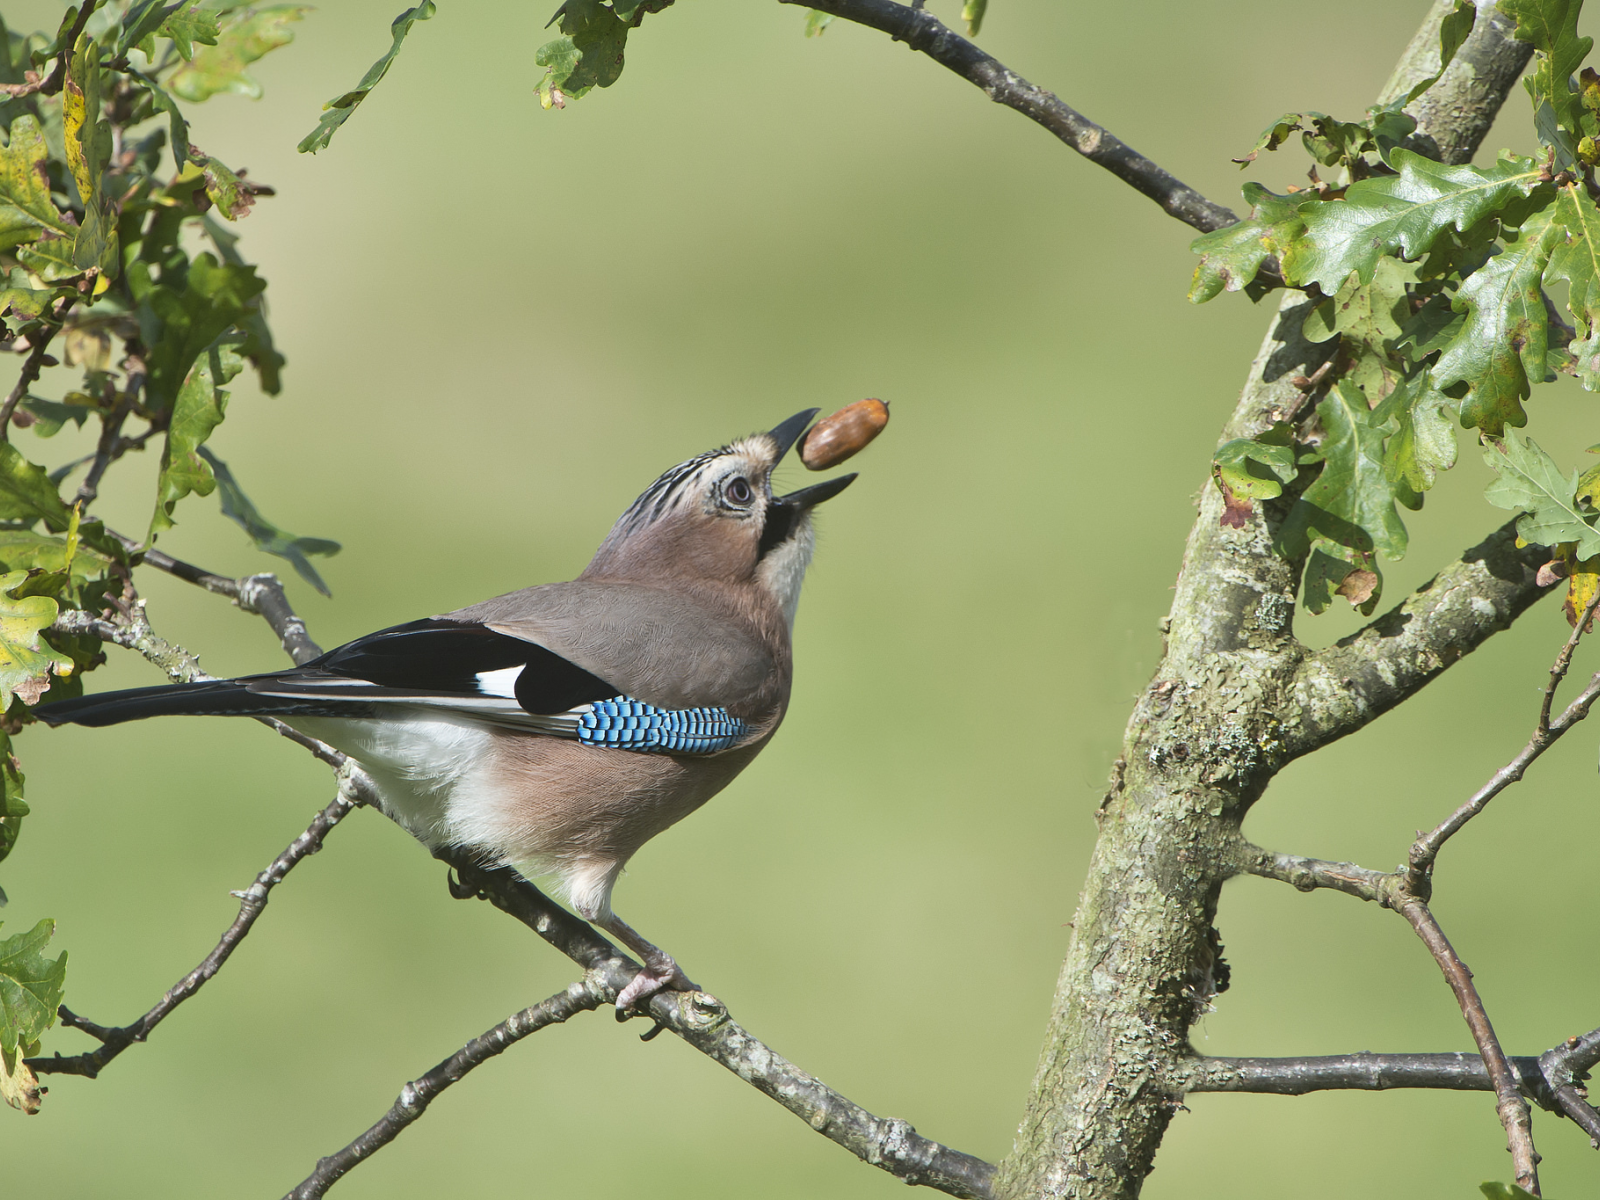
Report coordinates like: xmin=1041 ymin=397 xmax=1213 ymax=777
xmin=0 ymin=295 xmax=77 ymax=441
xmin=1181 ymin=1052 xmax=1560 ymax=1108
xmin=27 ymin=791 xmax=356 ymax=1078
xmin=1239 ymin=847 xmax=1392 ymax=906
xmin=1286 ymin=522 xmax=1555 ymax=761
xmin=284 ymin=978 xmax=609 ymax=1200
xmin=783 ymin=0 xmax=1238 ymax=234
xmin=1395 ymin=898 xmax=1540 ymax=1193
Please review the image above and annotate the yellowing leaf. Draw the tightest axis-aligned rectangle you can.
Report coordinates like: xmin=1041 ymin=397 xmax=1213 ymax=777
xmin=0 ymin=572 xmax=70 ymax=711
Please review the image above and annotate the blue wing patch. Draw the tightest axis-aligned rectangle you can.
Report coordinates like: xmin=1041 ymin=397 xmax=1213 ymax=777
xmin=577 ymin=697 xmax=748 ymax=754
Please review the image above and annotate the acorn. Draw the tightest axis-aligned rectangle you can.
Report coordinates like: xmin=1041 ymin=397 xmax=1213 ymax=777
xmin=799 ymin=399 xmax=889 ymax=470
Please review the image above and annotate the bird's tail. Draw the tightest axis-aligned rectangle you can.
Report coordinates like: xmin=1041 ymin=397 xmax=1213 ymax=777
xmin=36 ymin=680 xmax=349 ymax=729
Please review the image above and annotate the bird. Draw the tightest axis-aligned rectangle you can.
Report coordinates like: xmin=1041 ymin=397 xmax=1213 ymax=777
xmin=39 ymin=410 xmax=855 ymax=1012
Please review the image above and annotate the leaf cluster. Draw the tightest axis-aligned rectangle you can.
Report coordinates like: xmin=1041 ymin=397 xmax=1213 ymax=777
xmin=1195 ymin=0 xmax=1600 ymax=620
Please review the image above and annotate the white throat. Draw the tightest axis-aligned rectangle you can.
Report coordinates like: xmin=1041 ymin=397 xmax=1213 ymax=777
xmin=756 ymin=517 xmax=816 ymax=632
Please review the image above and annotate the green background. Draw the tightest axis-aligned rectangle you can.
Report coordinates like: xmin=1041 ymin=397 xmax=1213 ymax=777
xmin=5 ymin=1 xmax=1600 ymax=1195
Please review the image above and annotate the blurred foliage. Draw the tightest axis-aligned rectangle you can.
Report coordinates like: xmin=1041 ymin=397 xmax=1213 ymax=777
xmin=1197 ymin=0 xmax=1600 ymax=622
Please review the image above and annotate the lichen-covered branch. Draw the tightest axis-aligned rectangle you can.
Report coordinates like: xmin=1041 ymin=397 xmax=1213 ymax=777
xmin=27 ymin=792 xmax=355 ymax=1079
xmin=1286 ymin=523 xmax=1555 ymax=761
xmin=284 ymin=978 xmax=609 ymax=1200
xmin=780 ymin=0 xmax=1237 ymax=233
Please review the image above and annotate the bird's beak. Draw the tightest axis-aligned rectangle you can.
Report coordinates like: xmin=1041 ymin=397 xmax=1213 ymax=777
xmin=773 ymin=473 xmax=856 ymax=510
xmin=766 ymin=409 xmax=820 ymax=460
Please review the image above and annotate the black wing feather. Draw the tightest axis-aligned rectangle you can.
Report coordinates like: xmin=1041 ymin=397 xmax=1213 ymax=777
xmin=38 ymin=618 xmax=620 ymax=730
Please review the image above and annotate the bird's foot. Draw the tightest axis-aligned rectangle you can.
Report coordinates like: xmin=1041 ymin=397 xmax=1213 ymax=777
xmin=614 ymin=950 xmax=697 ymax=1017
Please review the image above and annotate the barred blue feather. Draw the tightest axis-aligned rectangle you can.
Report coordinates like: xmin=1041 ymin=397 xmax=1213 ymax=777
xmin=577 ymin=697 xmax=748 ymax=754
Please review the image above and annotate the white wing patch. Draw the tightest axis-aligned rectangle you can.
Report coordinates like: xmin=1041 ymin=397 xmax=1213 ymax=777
xmin=475 ymin=665 xmax=525 ymax=697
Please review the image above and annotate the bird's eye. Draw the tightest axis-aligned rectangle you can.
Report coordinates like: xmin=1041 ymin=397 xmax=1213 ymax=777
xmin=725 ymin=476 xmax=754 ymax=506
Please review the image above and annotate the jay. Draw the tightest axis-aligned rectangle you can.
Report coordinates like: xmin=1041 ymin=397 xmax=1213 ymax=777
xmin=40 ymin=410 xmax=854 ymax=1011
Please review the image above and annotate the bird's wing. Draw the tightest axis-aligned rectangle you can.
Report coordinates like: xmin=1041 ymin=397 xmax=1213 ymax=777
xmin=238 ymin=618 xmax=617 ymax=735
xmin=241 ymin=618 xmax=757 ymax=753
xmin=443 ymin=581 xmax=782 ymax=716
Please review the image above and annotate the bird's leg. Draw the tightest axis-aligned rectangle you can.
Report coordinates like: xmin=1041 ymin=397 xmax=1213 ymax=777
xmin=598 ymin=912 xmax=698 ymax=1014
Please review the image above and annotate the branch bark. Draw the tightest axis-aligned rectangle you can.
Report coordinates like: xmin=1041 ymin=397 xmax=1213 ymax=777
xmin=781 ymin=0 xmax=1238 ymax=233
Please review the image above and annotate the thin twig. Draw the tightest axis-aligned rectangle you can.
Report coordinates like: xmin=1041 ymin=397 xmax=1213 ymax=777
xmin=27 ymin=792 xmax=356 ymax=1078
xmin=1538 ymin=584 xmax=1600 ymax=732
xmin=0 ymin=0 xmax=100 ymax=98
xmin=784 ymin=0 xmax=1238 ymax=235
xmin=283 ymin=978 xmax=608 ymax=1200
xmin=1182 ymin=1052 xmax=1563 ymax=1107
xmin=109 ymin=530 xmax=326 ymax=664
xmin=1239 ymin=847 xmax=1392 ymax=905
xmin=0 ymin=295 xmax=76 ymax=441
xmin=1396 ymin=898 xmax=1540 ymax=1193
xmin=75 ymin=361 xmax=145 ymax=508
xmin=1409 ymin=664 xmax=1600 ymax=889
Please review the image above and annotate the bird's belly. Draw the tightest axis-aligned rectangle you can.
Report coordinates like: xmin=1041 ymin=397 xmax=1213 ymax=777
xmin=288 ymin=712 xmax=495 ymax=847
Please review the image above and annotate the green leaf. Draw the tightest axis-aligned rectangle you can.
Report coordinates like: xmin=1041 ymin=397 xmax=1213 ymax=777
xmin=159 ymin=1 xmax=221 ymax=60
xmin=0 ymin=529 xmax=110 ymax=579
xmin=1188 ymin=183 xmax=1306 ymax=303
xmin=1373 ymin=371 xmax=1458 ymax=493
xmin=139 ymin=252 xmax=266 ymax=411
xmin=1502 ymin=0 xmax=1592 ymax=140
xmin=15 ymin=235 xmax=77 ymax=283
xmin=198 ymin=447 xmax=339 ymax=595
xmin=1214 ymin=434 xmax=1297 ymax=501
xmin=0 ymin=571 xmax=71 ymax=711
xmin=63 ymin=37 xmax=111 ymax=207
xmin=1405 ymin=0 xmax=1476 ymax=103
xmin=298 ymin=2 xmax=435 ymax=153
xmin=1544 ymin=182 xmax=1600 ymax=390
xmin=1284 ymin=150 xmax=1543 ymax=293
xmin=1395 ymin=290 xmax=1463 ymax=359
xmin=1433 ymin=203 xmax=1561 ymax=435
xmin=962 ymin=0 xmax=987 ymax=37
xmin=1484 ymin=427 xmax=1600 ymax=555
xmin=1278 ymin=383 xmax=1410 ymax=570
xmin=0 ymin=443 xmax=72 ymax=532
xmin=0 ymin=732 xmax=25 ymax=876
xmin=140 ymin=75 xmax=192 ymax=168
xmin=197 ymin=154 xmax=259 ymax=220
xmin=0 ymin=115 xmax=69 ymax=252
xmin=803 ymin=10 xmax=835 ymax=36
xmin=150 ymin=343 xmax=242 ymax=538
xmin=0 ymin=918 xmax=65 ymax=1057
xmin=201 ymin=217 xmax=283 ymax=393
xmin=1480 ymin=1183 xmax=1541 ymax=1199
xmin=535 ymin=0 xmax=629 ymax=107
xmin=167 ymin=4 xmax=308 ymax=103
xmin=1303 ymin=255 xmax=1418 ymax=400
